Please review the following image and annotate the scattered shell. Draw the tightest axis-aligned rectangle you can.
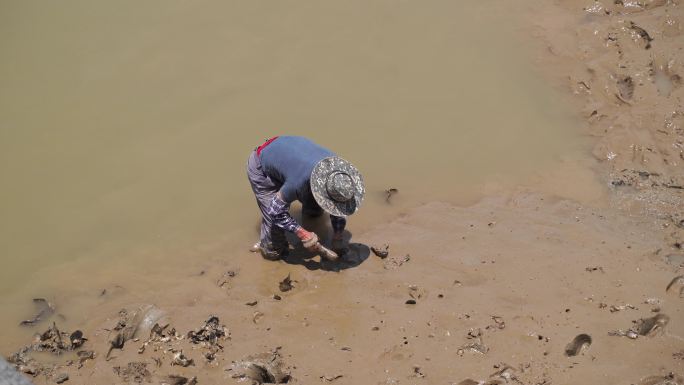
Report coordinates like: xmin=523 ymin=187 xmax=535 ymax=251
xmin=564 ymin=334 xmax=592 ymax=356
xmin=610 ymin=304 xmax=637 ymax=312
xmin=187 ymin=316 xmax=229 ymax=345
xmin=608 ymin=329 xmax=639 ymax=339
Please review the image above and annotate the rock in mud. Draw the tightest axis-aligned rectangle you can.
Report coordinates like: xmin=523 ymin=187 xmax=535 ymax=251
xmin=113 ymin=361 xmax=151 ymax=383
xmin=564 ymin=334 xmax=592 ymax=356
xmin=187 ymin=316 xmax=229 ymax=346
xmin=370 ymin=244 xmax=390 ymax=258
xmin=69 ymin=330 xmax=85 ymax=349
xmin=19 ymin=298 xmax=55 ymax=327
xmin=107 ymin=305 xmax=165 ymax=359
xmin=53 ymin=372 xmax=69 ymax=384
xmin=279 ymin=274 xmax=294 ymax=292
xmin=230 ymin=349 xmax=291 ymax=384
xmin=666 ymin=275 xmax=684 ymax=297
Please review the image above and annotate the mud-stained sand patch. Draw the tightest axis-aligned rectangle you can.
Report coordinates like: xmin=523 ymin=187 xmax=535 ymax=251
xmin=639 ymin=373 xmax=684 ymax=385
xmin=113 ymin=361 xmax=151 ymax=383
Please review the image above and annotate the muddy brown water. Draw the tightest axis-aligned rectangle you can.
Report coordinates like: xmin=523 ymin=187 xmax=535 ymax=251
xmin=0 ymin=1 xmax=600 ymax=352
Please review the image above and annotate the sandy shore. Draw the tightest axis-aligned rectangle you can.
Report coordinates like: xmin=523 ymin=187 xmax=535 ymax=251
xmin=4 ymin=1 xmax=684 ymax=384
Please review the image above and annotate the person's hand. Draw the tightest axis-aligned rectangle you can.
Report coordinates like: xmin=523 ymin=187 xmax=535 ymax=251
xmin=296 ymin=228 xmax=319 ymax=250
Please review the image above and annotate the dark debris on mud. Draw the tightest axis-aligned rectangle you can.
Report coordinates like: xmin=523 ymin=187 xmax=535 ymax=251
xmin=7 ymin=322 xmax=88 ymax=378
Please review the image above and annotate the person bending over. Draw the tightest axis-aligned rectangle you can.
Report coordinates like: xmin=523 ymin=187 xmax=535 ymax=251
xmin=246 ymin=136 xmax=365 ymax=260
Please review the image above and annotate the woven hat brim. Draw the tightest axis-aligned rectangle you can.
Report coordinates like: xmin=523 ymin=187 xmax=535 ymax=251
xmin=310 ymin=156 xmax=365 ymax=217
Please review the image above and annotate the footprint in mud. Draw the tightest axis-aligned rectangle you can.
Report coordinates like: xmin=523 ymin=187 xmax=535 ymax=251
xmin=651 ymin=59 xmax=682 ymax=97
xmin=160 ymin=375 xmax=198 ymax=385
xmin=639 ymin=373 xmax=684 ymax=385
xmin=230 ymin=350 xmax=291 ymax=384
xmin=636 ymin=313 xmax=670 ymax=336
xmin=617 ymin=75 xmax=635 ymax=102
xmin=564 ymin=334 xmax=592 ymax=356
xmin=666 ymin=275 xmax=684 ymax=298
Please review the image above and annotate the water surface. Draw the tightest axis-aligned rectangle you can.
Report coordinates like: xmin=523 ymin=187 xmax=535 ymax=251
xmin=0 ymin=0 xmax=593 ymax=351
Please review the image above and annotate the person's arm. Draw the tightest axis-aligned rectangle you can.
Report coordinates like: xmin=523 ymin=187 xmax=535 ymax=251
xmin=266 ymin=192 xmax=318 ymax=249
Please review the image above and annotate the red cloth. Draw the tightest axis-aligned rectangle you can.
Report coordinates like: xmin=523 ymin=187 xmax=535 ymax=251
xmin=256 ymin=136 xmax=279 ymax=156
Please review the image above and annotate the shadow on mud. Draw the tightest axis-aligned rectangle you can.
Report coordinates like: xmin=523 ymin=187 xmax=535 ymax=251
xmin=283 ymin=243 xmax=370 ymax=272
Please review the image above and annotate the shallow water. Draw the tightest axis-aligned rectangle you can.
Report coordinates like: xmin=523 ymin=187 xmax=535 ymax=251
xmin=0 ymin=1 xmax=596 ymax=351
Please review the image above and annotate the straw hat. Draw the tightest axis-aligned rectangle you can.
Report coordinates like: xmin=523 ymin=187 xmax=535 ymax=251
xmin=310 ymin=156 xmax=365 ymax=217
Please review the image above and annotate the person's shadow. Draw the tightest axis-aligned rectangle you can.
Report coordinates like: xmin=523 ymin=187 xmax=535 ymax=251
xmin=283 ymin=208 xmax=370 ymax=271
xmin=282 ymin=235 xmax=371 ymax=272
